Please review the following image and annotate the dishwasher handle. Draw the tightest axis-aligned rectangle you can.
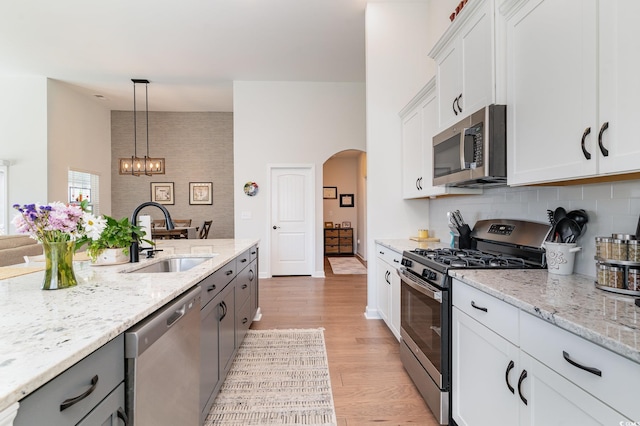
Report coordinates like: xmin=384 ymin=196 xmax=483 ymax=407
xmin=125 ymin=286 xmax=201 ymax=358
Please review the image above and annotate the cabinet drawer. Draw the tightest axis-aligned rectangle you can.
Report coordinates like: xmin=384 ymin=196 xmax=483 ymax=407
xmin=326 ymin=237 xmax=339 ymax=245
xmin=339 ymin=245 xmax=353 ymax=253
xmin=236 ymin=249 xmax=251 ymax=271
xmin=325 ymin=230 xmax=339 ymax=238
xmin=452 ymin=280 xmax=518 ymax=344
xmin=77 ymin=382 xmax=125 ymax=426
xmin=15 ymin=335 xmax=124 ymax=426
xmin=375 ymin=245 xmax=402 ymax=269
xmin=341 ymin=229 xmax=353 ymax=237
xmin=340 ymin=237 xmax=353 ymax=244
xmin=236 ymin=298 xmax=252 ymax=344
xmin=325 ymin=246 xmax=339 ymax=254
xmin=249 ymin=245 xmax=258 ymax=262
xmin=200 ymin=260 xmax=237 ymax=307
xmin=236 ymin=266 xmax=252 ymax=307
xmin=520 ymin=311 xmax=640 ymax=420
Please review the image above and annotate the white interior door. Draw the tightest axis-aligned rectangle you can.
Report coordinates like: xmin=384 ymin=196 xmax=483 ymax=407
xmin=270 ymin=166 xmax=314 ymax=276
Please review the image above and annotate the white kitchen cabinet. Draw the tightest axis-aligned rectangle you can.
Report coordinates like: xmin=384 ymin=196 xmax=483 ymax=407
xmin=400 ymin=79 xmax=481 ymax=199
xmin=452 ymin=280 xmax=520 ymax=426
xmin=375 ymin=244 xmax=402 ymax=339
xmin=452 ymin=279 xmax=635 ymax=425
xmin=452 ymin=307 xmax=519 ymax=426
xmin=428 ymin=0 xmax=499 ymax=131
xmin=518 ymin=352 xmax=628 ymax=426
xmin=504 ymin=0 xmax=640 ymax=185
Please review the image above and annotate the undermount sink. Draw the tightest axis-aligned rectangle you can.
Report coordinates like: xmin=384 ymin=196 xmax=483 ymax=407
xmin=124 ymin=256 xmax=215 ymax=273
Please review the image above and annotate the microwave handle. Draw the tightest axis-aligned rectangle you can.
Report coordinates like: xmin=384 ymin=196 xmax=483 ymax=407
xmin=459 ymin=129 xmax=472 ymax=170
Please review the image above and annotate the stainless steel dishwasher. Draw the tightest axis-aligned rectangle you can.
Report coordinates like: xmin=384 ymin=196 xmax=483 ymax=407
xmin=125 ymin=286 xmax=201 ymax=426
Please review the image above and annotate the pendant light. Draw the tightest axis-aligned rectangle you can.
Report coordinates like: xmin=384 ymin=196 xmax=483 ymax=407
xmin=119 ymin=79 xmax=165 ymax=176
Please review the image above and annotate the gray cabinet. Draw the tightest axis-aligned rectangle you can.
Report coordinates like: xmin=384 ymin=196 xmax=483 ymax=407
xmin=199 ymin=245 xmax=259 ymax=424
xmin=14 ymin=335 xmax=126 ymax=426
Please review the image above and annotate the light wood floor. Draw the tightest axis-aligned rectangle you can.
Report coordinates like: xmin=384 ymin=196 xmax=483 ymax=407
xmin=250 ymin=257 xmax=439 ymax=426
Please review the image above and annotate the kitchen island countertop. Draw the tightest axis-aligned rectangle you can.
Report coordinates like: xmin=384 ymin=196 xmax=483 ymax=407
xmin=450 ymin=269 xmax=640 ymax=364
xmin=0 ymin=238 xmax=259 ymax=413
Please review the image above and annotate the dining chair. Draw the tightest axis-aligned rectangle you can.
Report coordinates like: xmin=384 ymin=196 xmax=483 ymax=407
xmin=199 ymin=221 xmax=212 ymax=239
xmin=152 ymin=219 xmax=166 ymax=228
xmin=173 ymin=219 xmax=192 ymax=227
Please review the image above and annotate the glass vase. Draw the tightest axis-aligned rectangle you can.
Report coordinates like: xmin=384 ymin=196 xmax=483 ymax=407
xmin=42 ymin=241 xmax=78 ymax=290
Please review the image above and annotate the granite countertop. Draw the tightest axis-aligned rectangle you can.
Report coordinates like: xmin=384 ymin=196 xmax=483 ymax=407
xmin=0 ymin=238 xmax=259 ymax=413
xmin=375 ymin=238 xmax=448 ymax=253
xmin=449 ymin=269 xmax=640 ymax=364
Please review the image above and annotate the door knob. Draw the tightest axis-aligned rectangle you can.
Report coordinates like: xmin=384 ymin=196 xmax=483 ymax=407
xmin=273 ymin=225 xmax=280 ymax=230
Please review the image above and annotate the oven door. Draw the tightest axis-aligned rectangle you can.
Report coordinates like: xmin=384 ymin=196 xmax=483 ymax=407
xmin=400 ymin=272 xmax=449 ymax=389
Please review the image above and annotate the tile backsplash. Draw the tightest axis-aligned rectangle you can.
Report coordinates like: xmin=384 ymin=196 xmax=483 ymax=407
xmin=428 ymin=180 xmax=640 ymax=277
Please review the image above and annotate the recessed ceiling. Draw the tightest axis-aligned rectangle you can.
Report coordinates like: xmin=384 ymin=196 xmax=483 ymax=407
xmin=0 ymin=0 xmax=367 ymax=112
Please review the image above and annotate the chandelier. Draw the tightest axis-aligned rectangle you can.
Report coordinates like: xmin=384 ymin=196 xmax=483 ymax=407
xmin=119 ymin=79 xmax=165 ymax=176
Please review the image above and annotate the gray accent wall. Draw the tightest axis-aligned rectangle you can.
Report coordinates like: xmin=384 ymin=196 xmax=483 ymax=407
xmin=111 ymin=111 xmax=234 ymax=238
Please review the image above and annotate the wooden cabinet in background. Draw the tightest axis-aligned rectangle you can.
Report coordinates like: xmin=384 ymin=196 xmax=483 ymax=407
xmin=324 ymin=228 xmax=353 ymax=255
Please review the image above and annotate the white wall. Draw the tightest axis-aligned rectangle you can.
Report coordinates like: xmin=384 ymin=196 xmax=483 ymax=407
xmin=365 ymin=2 xmax=432 ymax=318
xmin=0 ymin=76 xmax=48 ymax=230
xmin=233 ymin=81 xmax=366 ymax=278
xmin=48 ymin=80 xmax=112 ymax=214
xmin=0 ymin=77 xmax=111 ymax=232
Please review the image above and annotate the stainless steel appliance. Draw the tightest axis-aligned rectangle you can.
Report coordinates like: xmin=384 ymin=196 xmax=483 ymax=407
xmin=433 ymin=104 xmax=507 ymax=187
xmin=399 ymin=219 xmax=551 ymax=425
xmin=125 ymin=286 xmax=201 ymax=425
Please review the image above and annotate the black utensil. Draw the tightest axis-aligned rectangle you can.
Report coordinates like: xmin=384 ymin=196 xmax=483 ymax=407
xmin=554 ymin=207 xmax=567 ymax=224
xmin=567 ymin=209 xmax=589 ymax=227
xmin=555 ymin=217 xmax=581 ymax=243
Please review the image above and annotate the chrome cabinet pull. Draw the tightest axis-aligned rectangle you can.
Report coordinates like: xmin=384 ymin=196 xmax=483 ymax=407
xmin=60 ymin=375 xmax=98 ymax=411
xmin=471 ymin=300 xmax=488 ymax=312
xmin=598 ymin=122 xmax=609 ymax=157
xmin=505 ymin=360 xmax=515 ymax=394
xmin=562 ymin=350 xmax=602 ymax=377
xmin=581 ymin=127 xmax=592 ymax=160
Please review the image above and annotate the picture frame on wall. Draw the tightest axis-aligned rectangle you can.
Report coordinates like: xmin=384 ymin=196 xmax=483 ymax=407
xmin=151 ymin=182 xmax=174 ymax=205
xmin=323 ymin=186 xmax=337 ymax=199
xmin=340 ymin=193 xmax=354 ymax=207
xmin=189 ymin=182 xmax=213 ymax=205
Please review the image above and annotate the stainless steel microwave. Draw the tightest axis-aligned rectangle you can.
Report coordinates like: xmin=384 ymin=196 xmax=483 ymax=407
xmin=433 ymin=104 xmax=507 ymax=187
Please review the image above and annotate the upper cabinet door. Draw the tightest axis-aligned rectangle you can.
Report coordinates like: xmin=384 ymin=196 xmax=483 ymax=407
xmin=430 ymin=0 xmax=496 ymax=131
xmin=598 ymin=0 xmax=640 ymax=175
xmin=504 ymin=0 xmax=598 ymax=186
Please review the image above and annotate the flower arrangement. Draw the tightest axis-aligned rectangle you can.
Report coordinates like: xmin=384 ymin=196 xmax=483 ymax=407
xmin=12 ymin=200 xmax=105 ymax=246
xmin=12 ymin=200 xmax=104 ymax=290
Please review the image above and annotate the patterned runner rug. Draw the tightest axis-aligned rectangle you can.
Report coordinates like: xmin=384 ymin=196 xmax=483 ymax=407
xmin=327 ymin=256 xmax=367 ymax=274
xmin=206 ymin=329 xmax=337 ymax=426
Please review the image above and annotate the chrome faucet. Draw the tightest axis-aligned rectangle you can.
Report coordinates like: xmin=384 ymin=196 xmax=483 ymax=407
xmin=130 ymin=201 xmax=174 ymax=263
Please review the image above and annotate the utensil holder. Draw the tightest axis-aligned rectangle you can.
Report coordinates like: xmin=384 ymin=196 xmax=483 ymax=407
xmin=456 ymin=224 xmax=474 ymax=249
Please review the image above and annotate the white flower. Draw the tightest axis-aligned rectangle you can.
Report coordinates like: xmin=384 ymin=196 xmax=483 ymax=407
xmin=83 ymin=212 xmax=107 ymax=240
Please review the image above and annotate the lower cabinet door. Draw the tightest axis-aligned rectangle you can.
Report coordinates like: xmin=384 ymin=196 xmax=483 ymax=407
xmin=77 ymin=383 xmax=126 ymax=426
xmin=200 ymin=297 xmax=221 ymax=418
xmin=219 ymin=282 xmax=236 ymax=376
xmin=518 ymin=351 xmax=630 ymax=426
xmin=452 ymin=307 xmax=519 ymax=426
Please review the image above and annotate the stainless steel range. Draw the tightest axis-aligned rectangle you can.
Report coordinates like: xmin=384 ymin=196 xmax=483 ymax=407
xmin=399 ymin=219 xmax=551 ymax=425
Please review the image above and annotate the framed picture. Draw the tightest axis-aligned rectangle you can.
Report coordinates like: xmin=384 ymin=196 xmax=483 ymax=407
xmin=334 ymin=223 xmax=341 ymax=228
xmin=189 ymin=182 xmax=213 ymax=205
xmin=323 ymin=186 xmax=337 ymax=199
xmin=151 ymin=182 xmax=174 ymax=205
xmin=342 ymin=221 xmax=351 ymax=228
xmin=340 ymin=193 xmax=354 ymax=207
xmin=324 ymin=221 xmax=333 ymax=228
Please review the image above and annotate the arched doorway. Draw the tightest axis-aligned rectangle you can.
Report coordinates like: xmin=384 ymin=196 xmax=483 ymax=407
xmin=322 ymin=149 xmax=367 ymax=262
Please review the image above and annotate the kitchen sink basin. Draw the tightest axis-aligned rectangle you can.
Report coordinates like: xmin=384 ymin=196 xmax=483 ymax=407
xmin=124 ymin=256 xmax=215 ymax=273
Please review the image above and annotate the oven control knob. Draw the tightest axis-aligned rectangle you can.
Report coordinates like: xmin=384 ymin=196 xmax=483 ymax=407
xmin=421 ymin=269 xmax=437 ymax=280
xmin=401 ymin=258 xmax=412 ymax=267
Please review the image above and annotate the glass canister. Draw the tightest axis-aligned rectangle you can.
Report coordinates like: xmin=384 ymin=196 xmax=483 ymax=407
xmin=608 ymin=266 xmax=624 ymax=289
xmin=611 ymin=239 xmax=628 ymax=261
xmin=628 ymin=240 xmax=640 ymax=263
xmin=597 ymin=263 xmax=609 ymax=287
xmin=595 ymin=237 xmax=612 ymax=259
xmin=628 ymin=267 xmax=640 ymax=292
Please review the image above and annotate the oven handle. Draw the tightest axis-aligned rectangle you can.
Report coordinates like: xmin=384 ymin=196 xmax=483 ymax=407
xmin=399 ymin=269 xmax=442 ymax=303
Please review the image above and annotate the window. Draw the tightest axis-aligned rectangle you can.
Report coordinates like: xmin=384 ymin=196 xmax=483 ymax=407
xmin=68 ymin=170 xmax=100 ymax=215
